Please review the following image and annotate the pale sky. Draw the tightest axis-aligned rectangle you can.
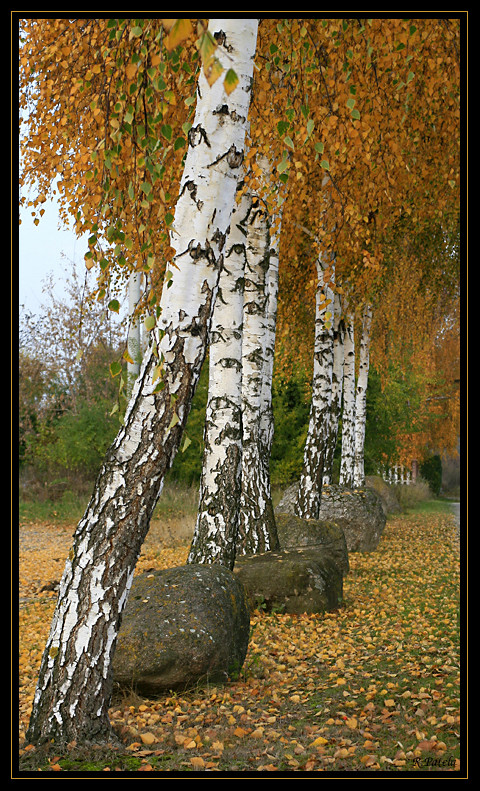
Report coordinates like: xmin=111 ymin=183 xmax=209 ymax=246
xmin=18 ymin=193 xmax=90 ymax=314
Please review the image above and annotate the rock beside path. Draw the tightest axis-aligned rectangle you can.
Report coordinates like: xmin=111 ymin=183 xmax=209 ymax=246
xmin=276 ymin=482 xmax=386 ymax=552
xmin=233 ymin=513 xmax=348 ymax=615
xmin=234 ymin=546 xmax=345 ymax=615
xmin=113 ymin=564 xmax=250 ymax=695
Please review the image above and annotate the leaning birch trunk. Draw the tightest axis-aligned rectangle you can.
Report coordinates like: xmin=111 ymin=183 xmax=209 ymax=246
xmin=294 ymin=250 xmax=335 ymax=518
xmin=25 ymin=18 xmax=258 ymax=748
xmin=339 ymin=307 xmax=356 ymax=488
xmin=322 ymin=290 xmax=345 ymax=485
xmin=353 ymin=303 xmax=372 ymax=487
xmin=236 ymin=196 xmax=279 ymax=555
xmin=187 ymin=189 xmax=250 ymax=569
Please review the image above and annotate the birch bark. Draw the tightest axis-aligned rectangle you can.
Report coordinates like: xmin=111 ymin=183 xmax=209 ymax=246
xmin=353 ymin=304 xmax=372 ymax=487
xmin=258 ymin=159 xmax=282 ymax=486
xmin=236 ymin=195 xmax=279 ymax=554
xmin=294 ymin=250 xmax=335 ymax=518
xmin=322 ymin=290 xmax=345 ymax=485
xmin=187 ymin=189 xmax=249 ymax=569
xmin=339 ymin=308 xmax=356 ymax=488
xmin=26 ymin=18 xmax=258 ymax=747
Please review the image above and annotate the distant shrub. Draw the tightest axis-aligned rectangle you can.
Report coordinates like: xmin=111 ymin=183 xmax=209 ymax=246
xmin=392 ymin=478 xmax=432 ymax=510
xmin=420 ymin=454 xmax=443 ymax=496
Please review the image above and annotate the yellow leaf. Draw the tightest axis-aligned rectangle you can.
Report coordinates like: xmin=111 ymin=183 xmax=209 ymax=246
xmin=140 ymin=733 xmax=156 ymax=746
xmin=345 ymin=717 xmax=358 ymax=729
xmin=205 ymin=57 xmax=223 ymax=87
xmin=165 ymin=19 xmax=193 ymax=51
xmin=310 ymin=736 xmax=328 ymax=747
xmin=190 ymin=756 xmax=205 ymax=768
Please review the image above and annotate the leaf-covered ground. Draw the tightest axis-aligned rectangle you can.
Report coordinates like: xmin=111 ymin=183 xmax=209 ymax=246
xmin=18 ymin=508 xmax=462 ymax=775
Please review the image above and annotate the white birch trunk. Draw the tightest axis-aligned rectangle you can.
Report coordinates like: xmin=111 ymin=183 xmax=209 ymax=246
xmin=258 ymin=157 xmax=282 ymax=465
xmin=236 ymin=195 xmax=279 ymax=554
xmin=339 ymin=308 xmax=356 ymax=488
xmin=322 ymin=290 xmax=345 ymax=485
xmin=26 ymin=18 xmax=258 ymax=748
xmin=187 ymin=189 xmax=249 ymax=569
xmin=295 ymin=250 xmax=335 ymax=518
xmin=353 ymin=303 xmax=372 ymax=487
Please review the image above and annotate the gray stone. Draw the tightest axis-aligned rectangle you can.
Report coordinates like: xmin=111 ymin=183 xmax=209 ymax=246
xmin=276 ymin=482 xmax=386 ymax=552
xmin=234 ymin=546 xmax=345 ymax=615
xmin=275 ymin=512 xmax=349 ymax=575
xmin=112 ymin=564 xmax=250 ymax=695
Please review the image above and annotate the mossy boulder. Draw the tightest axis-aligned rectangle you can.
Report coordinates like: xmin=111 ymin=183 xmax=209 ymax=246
xmin=112 ymin=564 xmax=250 ymax=695
xmin=275 ymin=512 xmax=349 ymax=575
xmin=276 ymin=482 xmax=386 ymax=552
xmin=234 ymin=546 xmax=344 ymax=615
xmin=233 ymin=513 xmax=348 ymax=615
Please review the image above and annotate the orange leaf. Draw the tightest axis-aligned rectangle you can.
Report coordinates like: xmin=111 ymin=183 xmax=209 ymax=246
xmin=190 ymin=756 xmax=205 ymax=769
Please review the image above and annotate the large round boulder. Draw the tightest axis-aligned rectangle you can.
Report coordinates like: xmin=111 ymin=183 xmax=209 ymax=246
xmin=112 ymin=564 xmax=250 ymax=695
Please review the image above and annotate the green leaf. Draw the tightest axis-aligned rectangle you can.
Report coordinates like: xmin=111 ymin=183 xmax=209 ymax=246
xmin=174 ymin=136 xmax=186 ymax=151
xmin=182 ymin=435 xmax=192 ymax=453
xmin=161 ymin=124 xmax=172 ymax=141
xmin=306 ymin=118 xmax=314 ymax=137
xmin=108 ymin=299 xmax=120 ymax=313
xmin=144 ymin=314 xmax=156 ymax=331
xmin=224 ymin=68 xmax=239 ymax=95
xmin=351 ymin=108 xmax=361 ymax=120
xmin=320 ymin=159 xmax=330 ymax=170
xmin=167 ymin=412 xmax=180 ymax=431
xmin=284 ymin=135 xmax=295 ymax=150
xmin=110 ymin=361 xmax=122 ymax=377
xmin=314 ymin=141 xmax=324 ymax=154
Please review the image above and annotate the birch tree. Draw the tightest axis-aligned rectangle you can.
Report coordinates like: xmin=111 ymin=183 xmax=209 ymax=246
xmin=187 ymin=188 xmax=249 ymax=569
xmin=339 ymin=307 xmax=356 ymax=488
xmin=294 ymin=247 xmax=335 ymax=518
xmin=322 ymin=290 xmax=345 ymax=485
xmin=236 ymin=194 xmax=279 ymax=554
xmin=353 ymin=303 xmax=373 ymax=487
xmin=25 ymin=18 xmax=258 ymax=748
